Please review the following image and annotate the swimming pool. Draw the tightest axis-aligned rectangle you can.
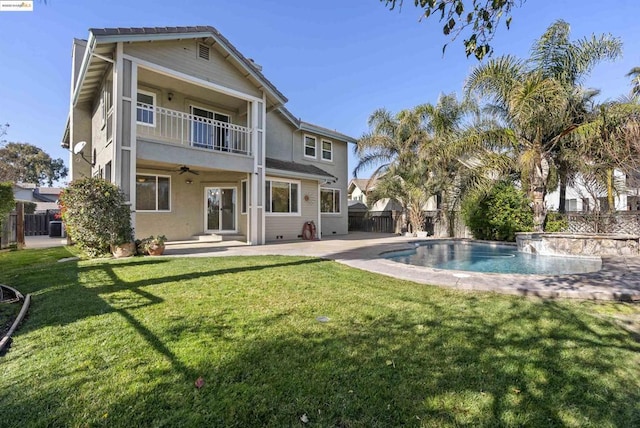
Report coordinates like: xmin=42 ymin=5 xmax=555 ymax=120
xmin=384 ymin=241 xmax=602 ymax=275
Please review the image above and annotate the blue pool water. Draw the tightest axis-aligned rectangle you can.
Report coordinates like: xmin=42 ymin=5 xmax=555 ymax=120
xmin=385 ymin=241 xmax=602 ymax=275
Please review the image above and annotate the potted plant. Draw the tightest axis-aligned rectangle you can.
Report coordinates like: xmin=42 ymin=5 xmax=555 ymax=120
xmin=143 ymin=235 xmax=167 ymax=256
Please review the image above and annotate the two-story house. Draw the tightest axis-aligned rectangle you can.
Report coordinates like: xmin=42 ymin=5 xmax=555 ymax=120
xmin=62 ymin=26 xmax=355 ymax=244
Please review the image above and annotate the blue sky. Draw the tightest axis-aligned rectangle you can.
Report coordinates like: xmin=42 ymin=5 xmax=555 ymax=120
xmin=1 ymin=0 xmax=639 ymax=181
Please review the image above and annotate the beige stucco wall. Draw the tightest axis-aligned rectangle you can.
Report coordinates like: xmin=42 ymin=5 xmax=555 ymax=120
xmin=124 ymin=40 xmax=261 ymax=98
xmin=135 ymin=169 xmax=247 ymax=240
xmin=265 ymin=111 xmax=295 ymax=161
xmin=264 ymin=178 xmax=318 ymax=242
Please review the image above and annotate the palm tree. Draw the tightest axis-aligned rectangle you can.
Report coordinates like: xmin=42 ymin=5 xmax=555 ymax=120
xmin=627 ymin=67 xmax=640 ymax=97
xmin=353 ymin=106 xmax=429 ymax=233
xmin=465 ymin=21 xmax=622 ymax=230
xmin=530 ymin=20 xmax=622 ymax=213
xmin=417 ymin=94 xmax=478 ymax=236
xmin=573 ymin=97 xmax=640 ymax=212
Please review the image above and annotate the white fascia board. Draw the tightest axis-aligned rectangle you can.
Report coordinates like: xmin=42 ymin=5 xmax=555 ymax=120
xmin=298 ymin=122 xmax=356 ymax=144
xmin=265 ymin=168 xmax=335 ymax=183
xmin=71 ymin=32 xmax=97 ymax=107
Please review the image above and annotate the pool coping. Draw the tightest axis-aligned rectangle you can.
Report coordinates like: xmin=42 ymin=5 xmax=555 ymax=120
xmin=340 ymin=239 xmax=639 ymax=302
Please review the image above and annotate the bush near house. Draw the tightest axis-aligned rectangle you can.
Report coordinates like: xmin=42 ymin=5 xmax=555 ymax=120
xmin=463 ymin=181 xmax=534 ymax=241
xmin=59 ymin=177 xmax=133 ymax=257
xmin=0 ymin=182 xmax=14 ymax=228
xmin=544 ymin=211 xmax=569 ymax=232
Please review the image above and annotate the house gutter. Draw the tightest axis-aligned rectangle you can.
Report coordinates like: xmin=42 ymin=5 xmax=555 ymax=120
xmin=265 ymin=168 xmax=337 ymax=184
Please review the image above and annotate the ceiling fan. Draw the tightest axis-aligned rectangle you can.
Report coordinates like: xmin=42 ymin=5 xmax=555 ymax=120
xmin=178 ymin=165 xmax=199 ymax=175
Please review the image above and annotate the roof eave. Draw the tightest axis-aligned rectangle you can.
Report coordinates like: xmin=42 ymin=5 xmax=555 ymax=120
xmin=265 ymin=168 xmax=337 ymax=183
xmin=91 ymin=30 xmax=288 ymax=106
xmin=299 ymin=122 xmax=356 ymax=143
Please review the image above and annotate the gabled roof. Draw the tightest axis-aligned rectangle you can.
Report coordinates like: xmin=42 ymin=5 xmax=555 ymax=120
xmin=275 ymin=106 xmax=356 ymax=143
xmin=72 ymin=26 xmax=288 ymax=109
xmin=348 ymin=178 xmax=377 ymax=193
xmin=265 ymin=157 xmax=336 ymax=182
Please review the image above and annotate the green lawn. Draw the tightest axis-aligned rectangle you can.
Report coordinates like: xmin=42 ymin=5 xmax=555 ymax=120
xmin=0 ymin=247 xmax=639 ymax=427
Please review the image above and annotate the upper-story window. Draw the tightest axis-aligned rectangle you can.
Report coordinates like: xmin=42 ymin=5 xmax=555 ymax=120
xmin=137 ymin=91 xmax=156 ymax=127
xmin=304 ymin=135 xmax=317 ymax=159
xmin=321 ymin=140 xmax=333 ymax=161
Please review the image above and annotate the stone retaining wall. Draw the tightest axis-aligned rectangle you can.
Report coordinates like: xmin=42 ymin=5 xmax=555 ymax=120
xmin=516 ymin=233 xmax=640 ymax=256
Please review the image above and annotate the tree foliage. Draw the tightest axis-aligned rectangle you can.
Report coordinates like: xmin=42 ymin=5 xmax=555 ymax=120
xmin=59 ymin=178 xmax=133 ymax=258
xmin=0 ymin=182 xmax=15 ymax=230
xmin=0 ymin=142 xmax=68 ymax=186
xmin=464 ymin=21 xmax=621 ymax=230
xmin=462 ymin=181 xmax=533 ymax=241
xmin=382 ymin=0 xmax=525 ymax=59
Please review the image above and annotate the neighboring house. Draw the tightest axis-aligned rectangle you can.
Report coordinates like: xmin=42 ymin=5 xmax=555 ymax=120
xmin=347 ymin=178 xmax=403 ymax=212
xmin=62 ymin=26 xmax=355 ymax=244
xmin=545 ymin=170 xmax=635 ymax=212
xmin=12 ymin=183 xmax=62 ymax=212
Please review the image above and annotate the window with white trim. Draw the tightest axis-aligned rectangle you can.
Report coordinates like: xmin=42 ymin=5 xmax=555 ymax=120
xmin=136 ymin=175 xmax=170 ymax=211
xmin=320 ymin=188 xmax=341 ymax=213
xmin=241 ymin=180 xmax=247 ymax=214
xmin=321 ymin=140 xmax=333 ymax=161
xmin=304 ymin=135 xmax=317 ymax=158
xmin=266 ymin=179 xmax=299 ymax=214
xmin=136 ymin=91 xmax=156 ymax=126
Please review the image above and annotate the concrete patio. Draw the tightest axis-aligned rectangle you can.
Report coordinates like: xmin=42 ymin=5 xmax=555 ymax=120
xmin=24 ymin=232 xmax=640 ymax=301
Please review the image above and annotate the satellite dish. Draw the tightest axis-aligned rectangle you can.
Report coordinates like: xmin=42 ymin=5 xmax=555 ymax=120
xmin=73 ymin=141 xmax=87 ymax=155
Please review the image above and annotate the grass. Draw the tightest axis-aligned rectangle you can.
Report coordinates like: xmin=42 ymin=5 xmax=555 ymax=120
xmin=0 ymin=247 xmax=639 ymax=427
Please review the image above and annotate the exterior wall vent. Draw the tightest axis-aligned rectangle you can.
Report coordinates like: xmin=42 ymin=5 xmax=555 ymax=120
xmin=198 ymin=43 xmax=210 ymax=61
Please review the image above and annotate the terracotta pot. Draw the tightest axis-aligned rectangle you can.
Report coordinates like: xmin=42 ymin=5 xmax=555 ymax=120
xmin=111 ymin=242 xmax=136 ymax=258
xmin=147 ymin=243 xmax=165 ymax=256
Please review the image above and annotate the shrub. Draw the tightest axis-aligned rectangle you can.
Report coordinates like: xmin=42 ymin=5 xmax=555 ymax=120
xmin=16 ymin=200 xmax=37 ymax=214
xmin=59 ymin=178 xmax=133 ymax=257
xmin=544 ymin=211 xmax=568 ymax=232
xmin=0 ymin=182 xmax=15 ymax=230
xmin=462 ymin=181 xmax=534 ymax=242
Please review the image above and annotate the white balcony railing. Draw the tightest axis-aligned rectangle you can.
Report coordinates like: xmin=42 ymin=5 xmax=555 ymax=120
xmin=136 ymin=103 xmax=252 ymax=156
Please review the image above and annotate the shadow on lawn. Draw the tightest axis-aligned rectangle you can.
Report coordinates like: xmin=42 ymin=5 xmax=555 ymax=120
xmin=4 ymin=253 xmax=640 ymax=426
xmin=90 ymin=297 xmax=640 ymax=427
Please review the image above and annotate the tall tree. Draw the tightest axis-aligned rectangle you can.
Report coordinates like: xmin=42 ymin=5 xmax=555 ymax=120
xmin=382 ymin=0 xmax=526 ymax=59
xmin=353 ymin=106 xmax=430 ymax=232
xmin=627 ymin=67 xmax=640 ymax=97
xmin=528 ymin=20 xmax=622 ymax=212
xmin=465 ymin=21 xmax=622 ymax=230
xmin=0 ymin=142 xmax=68 ymax=186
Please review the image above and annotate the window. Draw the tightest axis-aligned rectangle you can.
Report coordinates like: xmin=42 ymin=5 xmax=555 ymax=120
xmin=136 ymin=175 xmax=170 ymax=211
xmin=190 ymin=106 xmax=230 ymax=149
xmin=321 ymin=188 xmax=341 ymax=213
xmin=304 ymin=135 xmax=317 ymax=158
xmin=136 ymin=91 xmax=155 ymax=126
xmin=321 ymin=140 xmax=333 ymax=161
xmin=241 ymin=180 xmax=247 ymax=214
xmin=105 ymin=161 xmax=112 ymax=183
xmin=266 ymin=179 xmax=299 ymax=214
xmin=566 ymin=198 xmax=578 ymax=212
xmin=582 ymin=198 xmax=590 ymax=212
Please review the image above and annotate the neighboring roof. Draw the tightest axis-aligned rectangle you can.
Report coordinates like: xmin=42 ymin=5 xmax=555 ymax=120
xmin=348 ymin=178 xmax=377 ymax=192
xmin=265 ymin=157 xmax=336 ymax=182
xmin=348 ymin=200 xmax=368 ymax=212
xmin=33 ymin=188 xmax=62 ymax=203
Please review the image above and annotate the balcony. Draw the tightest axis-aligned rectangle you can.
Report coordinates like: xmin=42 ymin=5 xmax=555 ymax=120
xmin=136 ymin=103 xmax=252 ymax=156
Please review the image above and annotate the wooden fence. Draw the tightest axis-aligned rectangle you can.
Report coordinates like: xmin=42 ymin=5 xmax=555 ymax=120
xmin=348 ymin=211 xmax=396 ymax=233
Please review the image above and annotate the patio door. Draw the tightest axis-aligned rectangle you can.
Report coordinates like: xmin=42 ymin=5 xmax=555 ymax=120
xmin=191 ymin=106 xmax=230 ymax=150
xmin=205 ymin=187 xmax=236 ymax=233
